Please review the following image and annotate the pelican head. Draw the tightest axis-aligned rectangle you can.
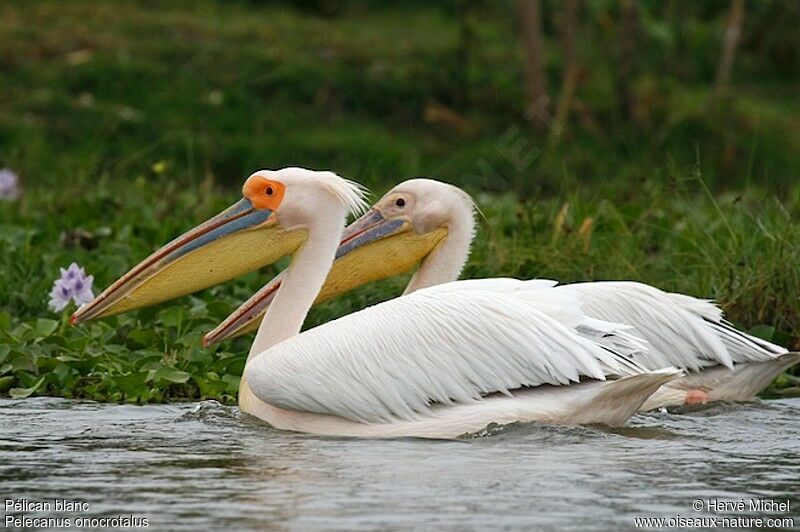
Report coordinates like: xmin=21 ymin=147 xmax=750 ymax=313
xmin=71 ymin=167 xmax=367 ymax=324
xmin=204 ymin=178 xmax=475 ymax=345
xmin=344 ymin=178 xmax=474 ymax=247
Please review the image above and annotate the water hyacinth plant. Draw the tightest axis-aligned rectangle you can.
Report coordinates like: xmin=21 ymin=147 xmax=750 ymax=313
xmin=48 ymin=263 xmax=95 ymax=312
xmin=0 ymin=168 xmax=20 ymax=200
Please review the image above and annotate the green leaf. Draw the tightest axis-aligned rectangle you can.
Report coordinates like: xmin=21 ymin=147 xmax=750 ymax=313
xmin=67 ymin=336 xmax=91 ymax=350
xmin=53 ymin=363 xmax=73 ymax=382
xmin=0 ymin=376 xmax=13 ymax=393
xmin=9 ymin=376 xmax=45 ymax=398
xmin=222 ymin=374 xmax=240 ymax=393
xmin=9 ymin=354 xmax=35 ymax=372
xmin=34 ymin=318 xmax=60 ymax=338
xmin=159 ymin=307 xmax=184 ymax=329
xmin=45 ymin=335 xmax=68 ymax=347
xmin=164 ymin=370 xmax=190 ymax=383
xmin=56 ymin=353 xmax=83 ymax=362
xmin=36 ymin=356 xmax=59 ymax=372
xmin=114 ymin=371 xmax=149 ymax=395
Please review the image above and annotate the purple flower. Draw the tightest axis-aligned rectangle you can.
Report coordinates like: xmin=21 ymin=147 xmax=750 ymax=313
xmin=48 ymin=263 xmax=95 ymax=312
xmin=0 ymin=168 xmax=20 ymax=200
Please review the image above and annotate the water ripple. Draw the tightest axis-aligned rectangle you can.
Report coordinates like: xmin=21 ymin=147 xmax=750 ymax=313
xmin=1 ymin=397 xmax=798 ymax=530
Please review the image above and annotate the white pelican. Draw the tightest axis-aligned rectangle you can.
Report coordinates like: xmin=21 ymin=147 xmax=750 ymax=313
xmin=72 ymin=168 xmax=679 ymax=439
xmin=205 ymin=178 xmax=799 ymax=411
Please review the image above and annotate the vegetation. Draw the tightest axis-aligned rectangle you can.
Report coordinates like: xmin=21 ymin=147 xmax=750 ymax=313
xmin=1 ymin=0 xmax=798 ymax=402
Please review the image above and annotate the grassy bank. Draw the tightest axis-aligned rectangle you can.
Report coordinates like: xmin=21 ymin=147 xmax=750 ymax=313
xmin=1 ymin=0 xmax=798 ymax=402
xmin=2 ymin=175 xmax=798 ymax=401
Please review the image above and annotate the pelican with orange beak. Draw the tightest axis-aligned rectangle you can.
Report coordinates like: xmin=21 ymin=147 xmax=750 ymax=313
xmin=206 ymin=178 xmax=799 ymax=411
xmin=74 ymin=168 xmax=680 ymax=438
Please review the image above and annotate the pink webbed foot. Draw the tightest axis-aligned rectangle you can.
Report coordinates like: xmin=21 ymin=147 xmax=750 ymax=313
xmin=684 ymin=389 xmax=710 ymax=405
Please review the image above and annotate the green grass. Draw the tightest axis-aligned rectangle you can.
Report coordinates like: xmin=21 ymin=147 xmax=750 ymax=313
xmin=1 ymin=0 xmax=799 ymax=402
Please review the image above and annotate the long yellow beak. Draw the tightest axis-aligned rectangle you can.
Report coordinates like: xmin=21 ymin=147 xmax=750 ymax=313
xmin=202 ymin=208 xmax=446 ymax=345
xmin=71 ymin=197 xmax=306 ymax=324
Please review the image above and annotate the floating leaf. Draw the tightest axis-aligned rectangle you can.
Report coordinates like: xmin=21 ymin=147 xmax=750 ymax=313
xmin=9 ymin=376 xmax=45 ymax=398
xmin=114 ymin=371 xmax=149 ymax=395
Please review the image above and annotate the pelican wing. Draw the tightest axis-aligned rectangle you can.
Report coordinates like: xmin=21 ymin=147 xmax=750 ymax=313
xmin=425 ymin=278 xmax=651 ymax=364
xmin=567 ymin=281 xmax=787 ymax=371
xmin=245 ymin=288 xmax=647 ymax=424
xmin=432 ymin=279 xmax=787 ymax=370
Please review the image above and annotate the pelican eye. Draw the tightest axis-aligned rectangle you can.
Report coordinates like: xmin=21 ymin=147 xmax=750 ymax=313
xmin=265 ymin=186 xmax=274 ymax=196
xmin=395 ymin=198 xmax=405 ymax=207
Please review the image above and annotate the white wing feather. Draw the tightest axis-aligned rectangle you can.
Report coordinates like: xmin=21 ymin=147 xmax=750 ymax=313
xmin=245 ymin=288 xmax=643 ymax=424
xmin=426 ymin=278 xmax=650 ymax=363
xmin=566 ymin=281 xmax=787 ymax=370
xmin=425 ymin=278 xmax=786 ymax=370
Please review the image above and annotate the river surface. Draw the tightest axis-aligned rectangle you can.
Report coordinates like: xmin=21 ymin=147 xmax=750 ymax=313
xmin=1 ymin=397 xmax=798 ymax=530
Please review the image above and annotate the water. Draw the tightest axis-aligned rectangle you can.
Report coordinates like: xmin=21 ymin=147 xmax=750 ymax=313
xmin=1 ymin=397 xmax=798 ymax=530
